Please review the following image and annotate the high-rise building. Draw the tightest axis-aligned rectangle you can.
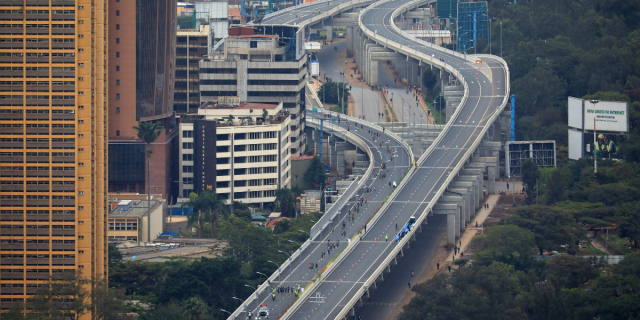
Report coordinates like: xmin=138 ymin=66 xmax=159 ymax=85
xmin=200 ymin=26 xmax=307 ymax=157
xmin=0 ymin=0 xmax=107 ymax=309
xmin=107 ymin=0 xmax=179 ymax=200
xmin=175 ymin=25 xmax=210 ymax=114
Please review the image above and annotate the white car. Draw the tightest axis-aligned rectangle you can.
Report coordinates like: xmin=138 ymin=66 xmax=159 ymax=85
xmin=258 ymin=305 xmax=269 ymax=318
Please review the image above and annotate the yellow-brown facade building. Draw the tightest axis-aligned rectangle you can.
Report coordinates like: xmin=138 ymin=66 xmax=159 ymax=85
xmin=0 ymin=0 xmax=108 ymax=310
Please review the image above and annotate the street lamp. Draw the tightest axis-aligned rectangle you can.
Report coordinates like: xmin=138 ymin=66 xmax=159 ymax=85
xmin=401 ymin=97 xmax=405 ymax=140
xmin=278 ymin=250 xmax=292 ymax=272
xmin=243 ymin=284 xmax=258 ymax=300
xmin=220 ymin=308 xmax=234 ymax=320
xmin=298 ymin=229 xmax=309 ymax=240
xmin=267 ymin=260 xmax=281 ymax=282
xmin=256 ymin=272 xmax=268 ymax=282
xmin=434 ymin=93 xmax=443 ymax=125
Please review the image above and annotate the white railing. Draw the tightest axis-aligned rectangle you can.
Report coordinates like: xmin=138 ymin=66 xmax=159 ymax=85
xmin=333 ymin=0 xmax=511 ymax=318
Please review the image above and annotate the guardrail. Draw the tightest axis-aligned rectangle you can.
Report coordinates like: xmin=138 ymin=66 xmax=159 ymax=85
xmin=225 ymin=94 xmax=376 ymax=320
xmin=332 ymin=0 xmax=511 ymax=318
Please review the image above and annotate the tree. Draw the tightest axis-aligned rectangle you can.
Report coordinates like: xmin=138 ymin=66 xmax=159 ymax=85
xmin=545 ymin=255 xmax=599 ymax=289
xmin=521 ymin=158 xmax=540 ymax=204
xmin=182 ymin=297 xmax=207 ymax=320
xmin=183 ymin=191 xmax=227 ymax=239
xmin=304 ymin=155 xmax=326 ymax=188
xmin=108 ymin=243 xmax=122 ymax=266
xmin=618 ymin=202 xmax=640 ymax=247
xmin=91 ymin=278 xmax=133 ymax=320
xmin=291 ymin=184 xmax=304 ymax=198
xmin=474 ymin=224 xmax=536 ymax=269
xmin=133 ymin=121 xmax=162 ymax=242
xmin=26 ymin=270 xmax=90 ymax=320
xmin=503 ymin=205 xmax=583 ymax=255
xmin=262 ymin=108 xmax=268 ymax=122
xmin=421 ymin=67 xmax=438 ymax=93
xmin=227 ymin=114 xmax=234 ymax=125
xmin=318 ymin=82 xmax=350 ymax=111
xmin=275 ymin=188 xmax=296 ymax=217
xmin=543 ymin=167 xmax=567 ymax=205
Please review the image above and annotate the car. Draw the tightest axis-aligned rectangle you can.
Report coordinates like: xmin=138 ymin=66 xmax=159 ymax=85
xmin=258 ymin=305 xmax=269 ymax=318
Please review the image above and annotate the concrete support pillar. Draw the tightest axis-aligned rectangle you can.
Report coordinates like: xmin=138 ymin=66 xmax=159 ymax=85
xmin=330 ymin=139 xmax=337 ymax=168
xmin=326 ymin=26 xmax=333 ymax=42
xmin=447 ymin=214 xmax=456 ymax=245
xmin=237 ymin=60 xmax=248 ymax=101
xmin=487 ymin=165 xmax=496 ymax=194
xmin=346 ymin=26 xmax=354 ymax=57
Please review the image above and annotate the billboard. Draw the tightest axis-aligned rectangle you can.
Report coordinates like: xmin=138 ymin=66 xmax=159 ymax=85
xmin=583 ymin=132 xmax=623 ymax=160
xmin=568 ymin=129 xmax=583 ymax=160
xmin=568 ymin=97 xmax=583 ymax=129
xmin=583 ymin=100 xmax=628 ymax=132
xmin=295 ymin=27 xmax=306 ymax=61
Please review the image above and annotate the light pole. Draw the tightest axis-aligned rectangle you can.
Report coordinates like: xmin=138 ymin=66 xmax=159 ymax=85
xmin=434 ymin=93 xmax=443 ymax=124
xmin=220 ymin=308 xmax=234 ymax=320
xmin=287 ymin=239 xmax=301 ymax=252
xmin=483 ymin=14 xmax=491 ymax=55
xmin=401 ymin=97 xmax=404 ymax=140
xmin=256 ymin=271 xmax=268 ymax=283
xmin=278 ymin=250 xmax=292 ymax=271
xmin=298 ymin=229 xmax=309 ymax=239
xmin=267 ymin=260 xmax=281 ymax=282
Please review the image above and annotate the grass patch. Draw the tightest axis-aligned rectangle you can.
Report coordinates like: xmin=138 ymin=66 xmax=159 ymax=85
xmin=604 ymin=233 xmax=637 ymax=254
xmin=581 ymin=240 xmax=607 ymax=256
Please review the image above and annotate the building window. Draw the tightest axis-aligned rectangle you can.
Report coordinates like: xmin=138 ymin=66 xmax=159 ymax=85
xmin=116 ymin=79 xmax=120 ymax=86
xmin=116 ymin=52 xmax=119 ymax=58
xmin=250 ymin=41 xmax=257 ymax=48
xmin=116 ymin=130 xmax=120 ymax=137
xmin=115 ymin=93 xmax=120 ymax=100
xmin=182 ymin=130 xmax=192 ymax=138
xmin=116 ymin=66 xmax=119 ymax=71
xmin=115 ymin=107 xmax=120 ymax=114
xmin=116 ymin=10 xmax=119 ymax=16
xmin=116 ymin=38 xmax=119 ymax=44
xmin=116 ymin=24 xmax=120 ymax=30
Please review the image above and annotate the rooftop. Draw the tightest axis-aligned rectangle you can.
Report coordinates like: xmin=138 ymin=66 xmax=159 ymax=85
xmin=200 ymin=101 xmax=278 ymax=110
xmin=109 ymin=199 xmax=161 ymax=218
xmin=237 ymin=34 xmax=278 ymax=38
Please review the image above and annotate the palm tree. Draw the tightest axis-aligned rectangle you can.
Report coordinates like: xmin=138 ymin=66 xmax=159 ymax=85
xmin=182 ymin=297 xmax=207 ymax=320
xmin=133 ymin=121 xmax=162 ymax=242
xmin=183 ymin=191 xmax=226 ymax=239
xmin=227 ymin=114 xmax=235 ymax=125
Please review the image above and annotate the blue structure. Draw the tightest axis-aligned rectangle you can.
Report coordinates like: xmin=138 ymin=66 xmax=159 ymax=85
xmin=436 ymin=0 xmax=459 ymax=24
xmin=510 ymin=94 xmax=516 ymax=141
xmin=456 ymin=2 xmax=489 ymax=54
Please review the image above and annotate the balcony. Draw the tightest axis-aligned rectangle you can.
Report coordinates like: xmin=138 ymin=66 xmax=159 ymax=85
xmin=0 ymin=127 xmax=24 ymax=134
xmin=51 ymin=215 xmax=74 ymax=222
xmin=2 ymin=142 xmax=24 ymax=149
xmin=0 ymin=258 xmax=24 ymax=265
xmin=1 ymin=155 xmax=24 ymax=162
xmin=0 ymin=13 xmax=23 ymax=20
xmin=1 ymin=27 xmax=23 ymax=35
xmin=51 ymin=100 xmax=75 ymax=107
xmin=51 ymin=230 xmax=75 ymax=236
xmin=54 ymin=71 xmax=75 ymax=78
xmin=52 ymin=244 xmax=75 ymax=250
xmin=26 ymin=155 xmax=48 ymax=162
xmin=26 ymin=273 xmax=49 ymax=280
xmin=26 ymin=56 xmax=49 ymax=64
xmin=26 ymin=128 xmax=49 ymax=135
xmin=52 ymin=0 xmax=76 ymax=6
xmin=26 ymin=70 xmax=50 ymax=77
xmin=51 ymin=170 xmax=73 ymax=177
xmin=25 ymin=258 xmax=50 ymax=265
xmin=0 ymin=214 xmax=23 ymax=221
xmin=0 ymin=228 xmax=24 ymax=236
xmin=51 ymin=199 xmax=74 ymax=206
xmin=0 ymin=57 xmax=24 ymax=63
xmin=52 ymin=142 xmax=74 ymax=149
xmin=0 ymin=273 xmax=24 ymax=281
xmin=0 ymin=287 xmax=24 ymax=295
xmin=52 ymin=258 xmax=75 ymax=265
xmin=26 ymin=244 xmax=49 ymax=251
xmin=51 ymin=56 xmax=75 ymax=64
xmin=25 ymin=28 xmax=48 ymax=35
xmin=25 ymin=99 xmax=50 ymax=107
xmin=52 ymin=84 xmax=75 ymax=92
xmin=0 ymin=85 xmax=23 ymax=92
xmin=26 ymin=185 xmax=50 ymax=192
xmin=51 ymin=43 xmax=75 ymax=50
xmin=0 ymin=97 xmax=23 ymax=106
xmin=0 ymin=169 xmax=23 ymax=177
xmin=3 ymin=0 xmax=24 ymax=5
xmin=25 ymin=113 xmax=49 ymax=121
xmin=51 ymin=26 xmax=74 ymax=35
xmin=1 ymin=244 xmax=24 ymax=250
xmin=25 ymin=214 xmax=49 ymax=221
xmin=51 ymin=113 xmax=75 ymax=120
xmin=27 ymin=85 xmax=49 ymax=92
xmin=26 ymin=13 xmax=50 ymax=20
xmin=4 ymin=70 xmax=23 ymax=77
xmin=51 ymin=128 xmax=75 ymax=135
xmin=51 ymin=185 xmax=74 ymax=192
xmin=26 ymin=142 xmax=50 ymax=149
xmin=26 ymin=170 xmax=49 ymax=177
xmin=0 ymin=185 xmax=24 ymax=192
xmin=26 ymin=42 xmax=49 ymax=49
xmin=27 ymin=0 xmax=51 ymax=4
xmin=52 ymin=13 xmax=75 ymax=21
xmin=24 ymin=200 xmax=49 ymax=207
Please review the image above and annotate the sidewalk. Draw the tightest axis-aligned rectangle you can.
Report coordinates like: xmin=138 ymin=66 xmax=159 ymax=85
xmin=446 ymin=194 xmax=500 ymax=262
xmin=380 ymin=63 xmax=435 ymax=125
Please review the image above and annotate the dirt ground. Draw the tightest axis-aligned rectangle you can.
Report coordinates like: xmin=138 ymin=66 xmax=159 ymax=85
xmin=483 ymin=193 xmax=527 ymax=227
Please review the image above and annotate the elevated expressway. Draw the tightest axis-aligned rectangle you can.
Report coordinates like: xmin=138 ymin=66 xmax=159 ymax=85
xmin=227 ymin=0 xmax=510 ymax=319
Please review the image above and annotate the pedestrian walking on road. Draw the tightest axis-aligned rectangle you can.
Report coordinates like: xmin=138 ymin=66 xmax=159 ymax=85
xmin=437 ymin=262 xmax=440 ymax=270
xmin=396 ymin=223 xmax=398 ymax=230
xmin=411 ymin=271 xmax=414 ymax=278
xmin=385 ymin=235 xmax=388 ymax=242
xmin=448 ymin=265 xmax=451 ymax=273
xmin=316 ymin=263 xmax=318 ymax=269
xmin=408 ymin=281 xmax=411 ymax=289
